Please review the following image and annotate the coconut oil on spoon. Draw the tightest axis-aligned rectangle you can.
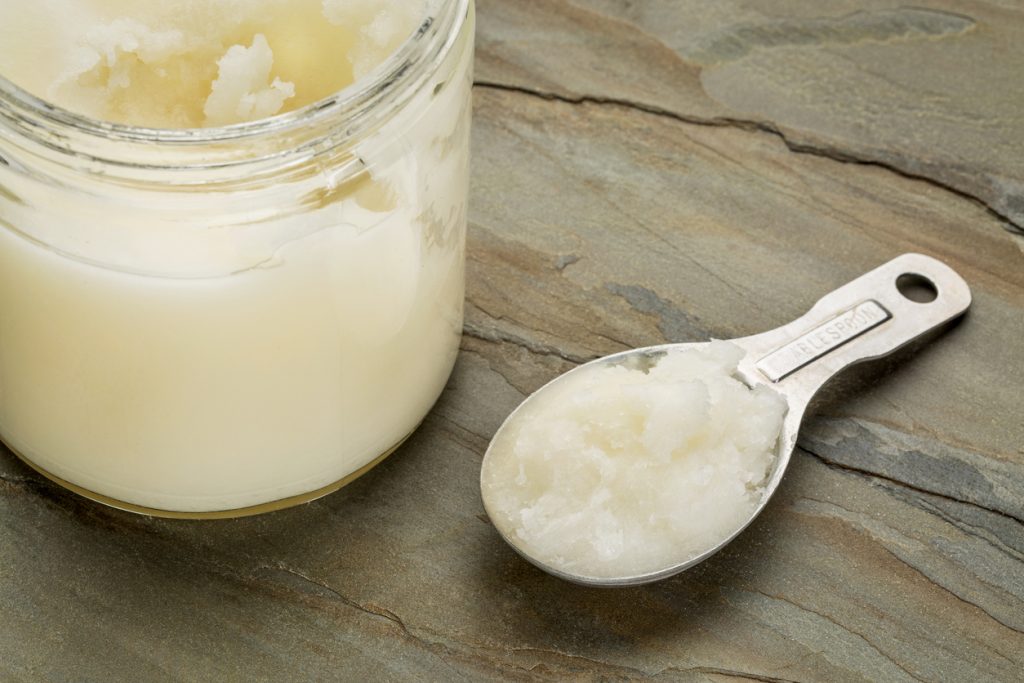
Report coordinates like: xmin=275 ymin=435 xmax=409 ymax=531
xmin=480 ymin=254 xmax=971 ymax=586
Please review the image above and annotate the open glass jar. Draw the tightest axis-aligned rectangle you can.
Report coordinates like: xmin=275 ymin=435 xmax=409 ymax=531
xmin=0 ymin=0 xmax=473 ymax=516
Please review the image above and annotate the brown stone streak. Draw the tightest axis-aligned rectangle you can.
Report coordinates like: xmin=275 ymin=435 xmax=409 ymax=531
xmin=763 ymin=649 xmax=827 ymax=682
xmin=432 ymin=412 xmax=491 ymax=456
xmin=501 ymin=648 xmax=804 ymax=683
xmin=455 ymin=343 xmax=531 ymax=397
xmin=593 ymin=192 xmax=751 ymax=304
xmin=465 ymin=257 xmax=602 ymax=355
xmin=749 ymin=588 xmax=926 ymax=683
xmin=464 ymin=233 xmax=622 ymax=363
xmin=254 ymin=565 xmax=468 ymax=678
xmin=248 ymin=562 xmax=811 ymax=681
xmin=495 ymin=645 xmax=662 ymax=679
xmin=873 ymin=545 xmax=1024 ymax=659
xmin=795 ymin=495 xmax=1024 ymax=642
xmin=247 ymin=566 xmax=789 ymax=681
xmin=472 ymin=80 xmax=1024 ymax=235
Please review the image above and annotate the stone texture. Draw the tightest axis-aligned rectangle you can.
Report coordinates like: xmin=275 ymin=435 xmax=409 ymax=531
xmin=476 ymin=0 xmax=1024 ymax=232
xmin=2 ymin=1 xmax=1023 ymax=681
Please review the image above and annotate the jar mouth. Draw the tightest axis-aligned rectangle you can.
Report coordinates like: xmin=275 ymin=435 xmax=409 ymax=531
xmin=0 ymin=0 xmax=466 ymax=168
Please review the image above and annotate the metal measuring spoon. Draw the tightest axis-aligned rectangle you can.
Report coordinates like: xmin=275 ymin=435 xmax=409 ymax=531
xmin=480 ymin=253 xmax=971 ymax=586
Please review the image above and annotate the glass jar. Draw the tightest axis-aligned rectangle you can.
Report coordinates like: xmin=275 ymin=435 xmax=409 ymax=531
xmin=0 ymin=0 xmax=474 ymax=517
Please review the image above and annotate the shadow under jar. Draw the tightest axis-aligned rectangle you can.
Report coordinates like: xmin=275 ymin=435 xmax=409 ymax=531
xmin=0 ymin=0 xmax=474 ymax=517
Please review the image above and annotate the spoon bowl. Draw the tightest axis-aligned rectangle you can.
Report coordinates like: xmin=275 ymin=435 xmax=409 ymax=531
xmin=480 ymin=253 xmax=972 ymax=586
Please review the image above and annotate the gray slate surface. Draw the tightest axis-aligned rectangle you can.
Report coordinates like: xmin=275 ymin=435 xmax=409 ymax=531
xmin=2 ymin=1 xmax=1023 ymax=680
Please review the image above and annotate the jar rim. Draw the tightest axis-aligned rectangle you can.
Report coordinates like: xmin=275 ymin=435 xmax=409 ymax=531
xmin=0 ymin=0 xmax=467 ymax=168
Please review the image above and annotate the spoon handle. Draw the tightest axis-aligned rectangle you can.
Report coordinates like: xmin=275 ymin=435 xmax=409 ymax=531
xmin=734 ymin=253 xmax=971 ymax=412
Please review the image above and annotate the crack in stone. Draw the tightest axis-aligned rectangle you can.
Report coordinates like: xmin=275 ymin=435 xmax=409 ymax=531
xmin=873 ymin=541 xmax=1024 ymax=646
xmin=256 ymin=564 xmax=467 ymax=676
xmin=797 ymin=445 xmax=1024 ymax=527
xmin=462 ymin=320 xmax=592 ymax=364
xmin=594 ymin=329 xmax=634 ymax=351
xmin=910 ymin=497 xmax=1024 ymax=563
xmin=677 ymin=666 xmax=802 ymax=683
xmin=455 ymin=345 xmax=528 ymax=399
xmin=751 ymin=587 xmax=926 ymax=682
xmin=499 ymin=645 xmax=664 ymax=678
xmin=433 ymin=413 xmax=491 ymax=455
xmin=260 ymin=564 xmax=409 ymax=629
xmin=254 ymin=567 xmax=795 ymax=681
xmin=765 ymin=649 xmax=826 ymax=680
xmin=495 ymin=644 xmax=802 ymax=681
xmin=797 ymin=495 xmax=1024 ymax=640
xmin=659 ymin=667 xmax=802 ymax=683
xmin=473 ymin=80 xmax=1023 ymax=235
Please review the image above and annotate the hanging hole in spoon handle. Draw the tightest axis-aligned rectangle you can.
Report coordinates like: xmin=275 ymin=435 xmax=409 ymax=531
xmin=730 ymin=253 xmax=971 ymax=507
xmin=733 ymin=253 xmax=972 ymax=420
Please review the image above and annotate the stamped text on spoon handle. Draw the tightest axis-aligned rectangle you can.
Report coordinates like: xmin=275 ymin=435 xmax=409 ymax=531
xmin=755 ymin=300 xmax=891 ymax=382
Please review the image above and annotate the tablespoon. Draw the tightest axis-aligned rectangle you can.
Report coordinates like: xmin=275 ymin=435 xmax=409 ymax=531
xmin=480 ymin=253 xmax=971 ymax=586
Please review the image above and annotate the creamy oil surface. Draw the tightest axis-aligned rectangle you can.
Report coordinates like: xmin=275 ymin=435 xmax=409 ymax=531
xmin=0 ymin=0 xmax=424 ymax=127
xmin=0 ymin=0 xmax=474 ymax=512
xmin=481 ymin=342 xmax=788 ymax=579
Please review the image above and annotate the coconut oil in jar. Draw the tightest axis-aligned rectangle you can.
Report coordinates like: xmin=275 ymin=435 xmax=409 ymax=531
xmin=0 ymin=0 xmax=474 ymax=515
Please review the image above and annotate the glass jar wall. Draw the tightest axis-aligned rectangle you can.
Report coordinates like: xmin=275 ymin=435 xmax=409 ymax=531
xmin=0 ymin=0 xmax=474 ymax=515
